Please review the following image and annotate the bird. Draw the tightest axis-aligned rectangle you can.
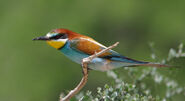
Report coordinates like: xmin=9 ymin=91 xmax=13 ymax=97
xmin=33 ymin=28 xmax=169 ymax=71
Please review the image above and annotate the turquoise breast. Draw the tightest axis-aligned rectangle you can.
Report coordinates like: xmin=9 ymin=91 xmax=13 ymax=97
xmin=60 ymin=41 xmax=89 ymax=64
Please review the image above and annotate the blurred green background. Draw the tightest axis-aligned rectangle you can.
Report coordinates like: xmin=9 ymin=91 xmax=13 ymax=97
xmin=0 ymin=0 xmax=185 ymax=101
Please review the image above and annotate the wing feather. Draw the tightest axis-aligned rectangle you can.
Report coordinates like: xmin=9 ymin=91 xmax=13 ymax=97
xmin=70 ymin=37 xmax=112 ymax=57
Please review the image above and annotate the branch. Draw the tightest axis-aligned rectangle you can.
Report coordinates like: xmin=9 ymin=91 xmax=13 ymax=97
xmin=60 ymin=42 xmax=119 ymax=101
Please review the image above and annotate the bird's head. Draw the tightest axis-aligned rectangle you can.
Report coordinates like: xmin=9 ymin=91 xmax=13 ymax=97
xmin=33 ymin=28 xmax=76 ymax=49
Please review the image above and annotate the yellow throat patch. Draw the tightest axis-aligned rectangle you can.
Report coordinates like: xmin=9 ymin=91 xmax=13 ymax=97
xmin=46 ymin=40 xmax=66 ymax=49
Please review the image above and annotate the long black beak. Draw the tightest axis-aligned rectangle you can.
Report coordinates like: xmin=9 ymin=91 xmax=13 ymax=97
xmin=32 ymin=36 xmax=50 ymax=41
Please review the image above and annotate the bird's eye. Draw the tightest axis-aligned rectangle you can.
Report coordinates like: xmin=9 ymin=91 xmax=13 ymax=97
xmin=52 ymin=34 xmax=63 ymax=39
xmin=50 ymin=33 xmax=67 ymax=40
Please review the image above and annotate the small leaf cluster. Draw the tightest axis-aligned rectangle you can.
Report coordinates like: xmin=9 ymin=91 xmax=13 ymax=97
xmin=79 ymin=83 xmax=159 ymax=101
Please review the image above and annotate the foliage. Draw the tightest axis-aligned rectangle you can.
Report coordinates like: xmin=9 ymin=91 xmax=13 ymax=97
xmin=74 ymin=44 xmax=185 ymax=101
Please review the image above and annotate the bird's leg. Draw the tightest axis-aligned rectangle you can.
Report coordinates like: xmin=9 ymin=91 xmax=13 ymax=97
xmin=60 ymin=42 xmax=119 ymax=101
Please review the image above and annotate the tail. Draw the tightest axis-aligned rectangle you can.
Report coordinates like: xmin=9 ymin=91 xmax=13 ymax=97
xmin=136 ymin=62 xmax=172 ymax=68
xmin=103 ymin=54 xmax=177 ymax=68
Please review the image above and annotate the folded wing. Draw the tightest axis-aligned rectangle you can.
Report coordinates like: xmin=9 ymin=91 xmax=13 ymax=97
xmin=69 ymin=37 xmax=149 ymax=64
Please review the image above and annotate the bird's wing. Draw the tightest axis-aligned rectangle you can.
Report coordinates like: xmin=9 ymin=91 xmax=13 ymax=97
xmin=70 ymin=37 xmax=148 ymax=64
xmin=70 ymin=37 xmax=112 ymax=57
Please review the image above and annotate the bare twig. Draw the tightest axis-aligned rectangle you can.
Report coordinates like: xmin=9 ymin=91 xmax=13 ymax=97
xmin=60 ymin=42 xmax=119 ymax=101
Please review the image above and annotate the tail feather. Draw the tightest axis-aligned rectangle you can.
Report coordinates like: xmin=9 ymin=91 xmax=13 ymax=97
xmin=136 ymin=63 xmax=171 ymax=68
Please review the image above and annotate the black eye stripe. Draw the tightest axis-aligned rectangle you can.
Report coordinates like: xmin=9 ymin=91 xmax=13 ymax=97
xmin=62 ymin=34 xmax=68 ymax=39
xmin=53 ymin=34 xmax=63 ymax=39
xmin=50 ymin=34 xmax=68 ymax=39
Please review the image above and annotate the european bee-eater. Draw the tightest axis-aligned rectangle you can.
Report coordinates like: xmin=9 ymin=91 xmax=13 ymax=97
xmin=33 ymin=28 xmax=168 ymax=71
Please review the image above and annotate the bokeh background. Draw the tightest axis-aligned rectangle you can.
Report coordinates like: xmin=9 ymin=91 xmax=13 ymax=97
xmin=0 ymin=0 xmax=185 ymax=101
